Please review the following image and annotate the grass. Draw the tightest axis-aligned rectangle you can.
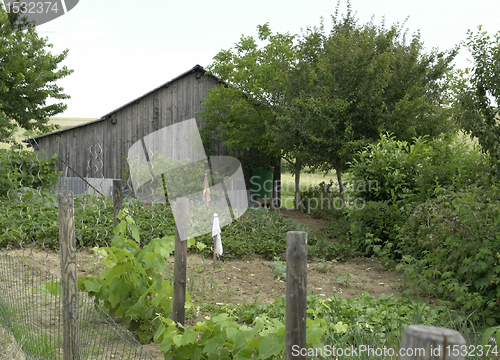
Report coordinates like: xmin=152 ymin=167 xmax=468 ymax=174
xmin=280 ymin=171 xmax=340 ymax=207
xmin=0 ymin=326 xmax=25 ymax=360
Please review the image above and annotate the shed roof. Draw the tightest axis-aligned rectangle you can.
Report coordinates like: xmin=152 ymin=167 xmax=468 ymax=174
xmin=24 ymin=64 xmax=218 ymax=144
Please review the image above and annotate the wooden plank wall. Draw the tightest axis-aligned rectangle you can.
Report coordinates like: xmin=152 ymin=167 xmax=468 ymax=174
xmin=35 ymin=71 xmax=224 ymax=186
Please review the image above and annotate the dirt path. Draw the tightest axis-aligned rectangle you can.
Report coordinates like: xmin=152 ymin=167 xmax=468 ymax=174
xmin=280 ymin=208 xmax=332 ymax=238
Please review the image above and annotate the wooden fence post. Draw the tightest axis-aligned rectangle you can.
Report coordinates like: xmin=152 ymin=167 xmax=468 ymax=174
xmin=400 ymin=325 xmax=466 ymax=360
xmin=113 ymin=179 xmax=122 ymax=228
xmin=285 ymin=231 xmax=307 ymax=360
xmin=58 ymin=191 xmax=80 ymax=360
xmin=172 ymin=197 xmax=189 ymax=329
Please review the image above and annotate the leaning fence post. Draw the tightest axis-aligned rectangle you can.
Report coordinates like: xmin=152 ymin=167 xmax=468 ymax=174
xmin=172 ymin=197 xmax=189 ymax=330
xmin=400 ymin=325 xmax=466 ymax=360
xmin=58 ymin=191 xmax=80 ymax=360
xmin=113 ymin=179 xmax=122 ymax=228
xmin=285 ymin=231 xmax=307 ymax=360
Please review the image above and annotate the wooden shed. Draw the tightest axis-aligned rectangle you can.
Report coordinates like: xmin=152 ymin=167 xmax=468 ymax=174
xmin=25 ymin=65 xmax=221 ymax=180
xmin=24 ymin=65 xmax=281 ymax=204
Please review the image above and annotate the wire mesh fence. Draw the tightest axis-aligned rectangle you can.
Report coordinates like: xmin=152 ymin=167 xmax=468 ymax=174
xmin=0 ymin=252 xmax=154 ymax=360
xmin=0 ymin=139 xmax=157 ymax=359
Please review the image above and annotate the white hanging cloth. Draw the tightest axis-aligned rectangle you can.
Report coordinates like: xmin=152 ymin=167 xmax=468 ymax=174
xmin=212 ymin=213 xmax=223 ymax=255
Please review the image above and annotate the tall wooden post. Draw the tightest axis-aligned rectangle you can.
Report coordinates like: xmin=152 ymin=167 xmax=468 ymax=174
xmin=112 ymin=179 xmax=122 ymax=228
xmin=58 ymin=191 xmax=80 ymax=360
xmin=285 ymin=231 xmax=307 ymax=360
xmin=400 ymin=325 xmax=466 ymax=360
xmin=172 ymin=197 xmax=189 ymax=329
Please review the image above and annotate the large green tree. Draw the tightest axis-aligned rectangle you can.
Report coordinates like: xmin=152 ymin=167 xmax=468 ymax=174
xmin=202 ymin=3 xmax=457 ymax=209
xmin=0 ymin=5 xmax=72 ymax=140
xmin=452 ymin=27 xmax=500 ymax=172
xmin=287 ymin=7 xmax=457 ymax=203
xmin=200 ymin=23 xmax=316 ymax=209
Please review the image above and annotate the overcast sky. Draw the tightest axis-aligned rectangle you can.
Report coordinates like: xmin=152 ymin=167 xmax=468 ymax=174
xmin=36 ymin=0 xmax=500 ymax=118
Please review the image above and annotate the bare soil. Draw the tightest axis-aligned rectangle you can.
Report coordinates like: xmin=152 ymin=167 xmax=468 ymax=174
xmin=1 ymin=209 xmax=405 ymax=359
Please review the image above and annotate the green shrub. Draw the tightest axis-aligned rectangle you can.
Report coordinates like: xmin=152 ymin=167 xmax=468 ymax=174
xmin=0 ymin=147 xmax=61 ymax=196
xmin=346 ymin=133 xmax=489 ymax=261
xmin=396 ymin=185 xmax=500 ymax=325
xmin=348 ymin=200 xmax=412 ymax=259
xmin=348 ymin=133 xmax=487 ymax=205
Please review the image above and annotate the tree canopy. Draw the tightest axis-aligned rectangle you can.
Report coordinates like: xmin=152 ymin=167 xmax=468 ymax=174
xmin=290 ymin=8 xmax=457 ymax=175
xmin=199 ymin=23 xmax=312 ymax=208
xmin=0 ymin=5 xmax=73 ymax=140
xmin=452 ymin=26 xmax=500 ymax=172
xmin=201 ymin=3 xmax=457 ymax=207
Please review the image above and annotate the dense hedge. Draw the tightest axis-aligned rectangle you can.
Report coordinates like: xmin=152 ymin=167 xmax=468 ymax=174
xmin=396 ymin=185 xmax=500 ymax=325
xmin=345 ymin=133 xmax=500 ymax=324
xmin=0 ymin=148 xmax=60 ymax=197
xmin=348 ymin=133 xmax=487 ymax=204
xmin=347 ymin=133 xmax=488 ymax=256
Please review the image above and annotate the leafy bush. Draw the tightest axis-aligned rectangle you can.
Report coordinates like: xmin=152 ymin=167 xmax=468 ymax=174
xmin=348 ymin=133 xmax=487 ymax=205
xmin=348 ymin=200 xmax=412 ymax=258
xmin=396 ymin=185 xmax=500 ymax=325
xmin=0 ymin=196 xmax=59 ymax=247
xmin=0 ymin=147 xmax=61 ymax=197
xmin=346 ymin=133 xmax=488 ymax=259
xmin=0 ymin=196 xmax=176 ymax=249
xmin=78 ymin=209 xmax=192 ymax=344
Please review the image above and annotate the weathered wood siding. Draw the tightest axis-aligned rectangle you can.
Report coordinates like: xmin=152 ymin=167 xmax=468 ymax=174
xmin=33 ymin=70 xmax=224 ymax=185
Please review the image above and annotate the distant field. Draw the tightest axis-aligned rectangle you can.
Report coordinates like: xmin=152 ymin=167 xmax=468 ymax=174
xmin=281 ymin=171 xmax=339 ymax=207
xmin=0 ymin=117 xmax=98 ymax=149
xmin=47 ymin=117 xmax=99 ymax=130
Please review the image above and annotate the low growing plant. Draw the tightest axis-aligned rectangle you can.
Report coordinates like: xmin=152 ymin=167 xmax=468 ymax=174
xmin=77 ymin=209 xmax=193 ymax=344
xmin=396 ymin=185 xmax=500 ymax=325
xmin=272 ymin=257 xmax=286 ymax=279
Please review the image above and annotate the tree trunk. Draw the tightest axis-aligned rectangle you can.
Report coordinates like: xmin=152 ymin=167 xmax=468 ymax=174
xmin=295 ymin=162 xmax=302 ymax=211
xmin=273 ymin=163 xmax=281 ymax=209
xmin=336 ymin=168 xmax=345 ymax=209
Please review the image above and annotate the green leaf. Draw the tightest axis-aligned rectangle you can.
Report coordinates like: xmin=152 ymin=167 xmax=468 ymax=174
xmin=180 ymin=328 xmax=197 ymax=346
xmin=234 ymin=347 xmax=254 ymax=359
xmin=44 ymin=280 xmax=61 ymax=296
xmin=306 ymin=322 xmax=325 ymax=347
xmin=83 ymin=277 xmax=101 ymax=293
xmin=131 ymin=225 xmax=140 ymax=244
xmin=138 ymin=331 xmax=152 ymax=344
xmin=113 ymin=220 xmax=127 ymax=235
xmin=101 ymin=264 xmax=126 ymax=285
xmin=332 ymin=321 xmax=349 ymax=333
xmin=212 ymin=313 xmax=230 ymax=323
xmin=257 ymin=332 xmax=284 ymax=358
xmin=108 ymin=291 xmax=121 ymax=309
xmin=196 ymin=241 xmax=207 ymax=251
xmin=154 ymin=323 xmax=166 ymax=343
xmin=203 ymin=332 xmax=226 ymax=354
xmin=482 ymin=326 xmax=499 ymax=346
